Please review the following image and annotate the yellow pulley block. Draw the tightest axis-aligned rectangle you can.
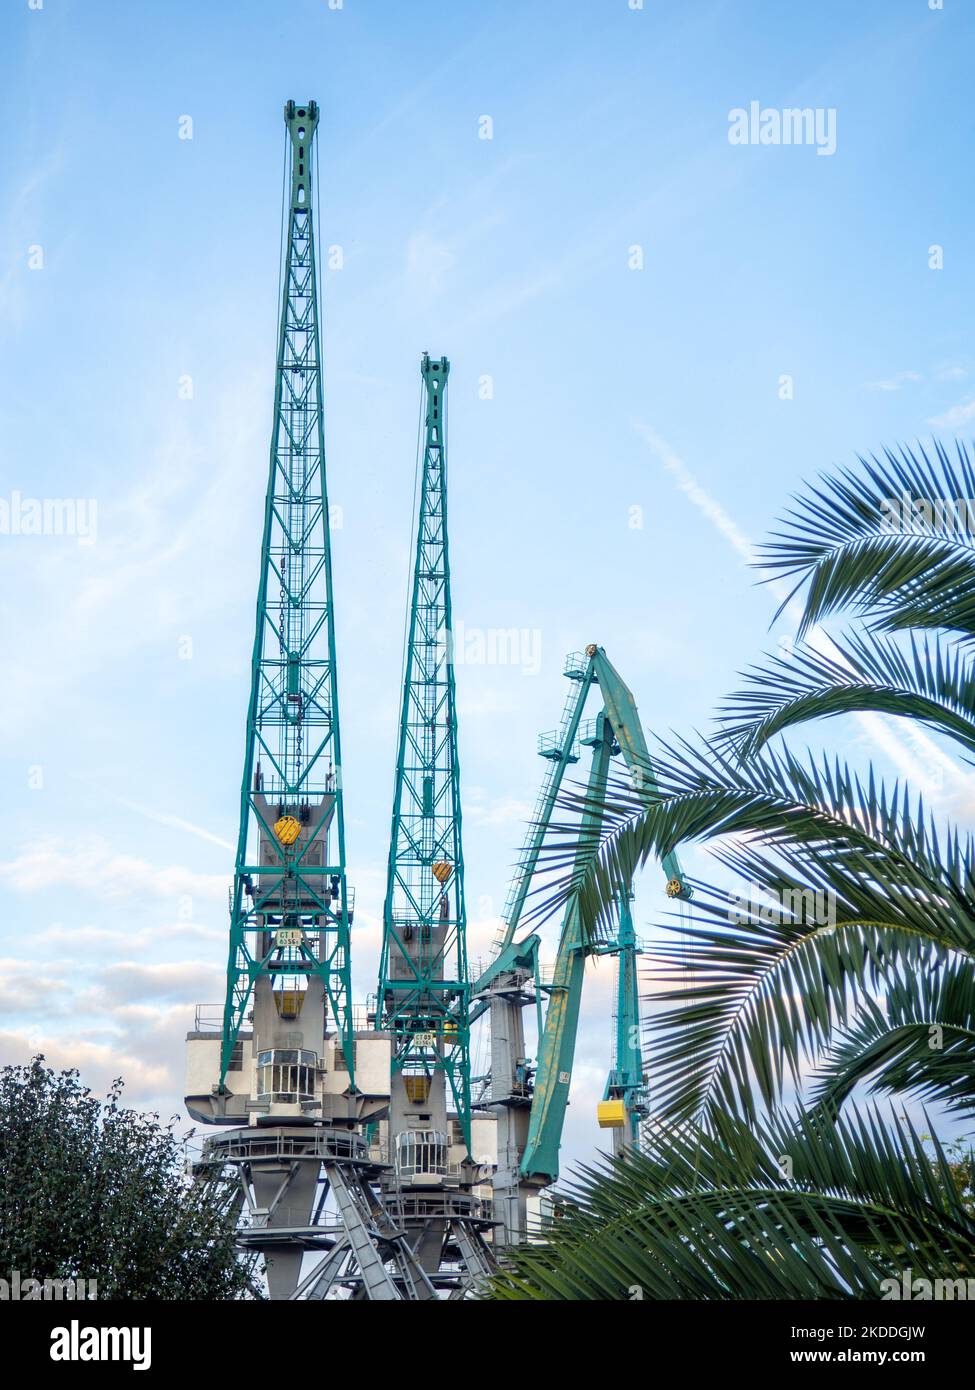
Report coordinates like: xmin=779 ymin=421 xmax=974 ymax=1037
xmin=432 ymin=860 xmax=453 ymax=885
xmin=665 ymin=877 xmax=684 ymax=898
xmin=274 ymin=815 xmax=301 ymax=846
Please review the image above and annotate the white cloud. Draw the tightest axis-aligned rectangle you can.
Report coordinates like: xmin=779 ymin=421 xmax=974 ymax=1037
xmin=94 ymin=960 xmax=223 ymax=1006
xmin=927 ymin=397 xmax=975 ymax=430
xmin=0 ymin=1029 xmax=172 ymax=1102
xmin=0 ymin=835 xmax=226 ymax=901
xmin=865 ymin=370 xmax=921 ymax=392
xmin=0 ymin=975 xmax=67 ymax=1014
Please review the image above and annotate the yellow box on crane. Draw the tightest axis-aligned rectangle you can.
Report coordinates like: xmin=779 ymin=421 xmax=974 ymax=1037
xmin=404 ymin=1076 xmax=432 ymax=1103
xmin=274 ymin=990 xmax=304 ymax=1021
xmin=597 ymin=1099 xmax=626 ymax=1129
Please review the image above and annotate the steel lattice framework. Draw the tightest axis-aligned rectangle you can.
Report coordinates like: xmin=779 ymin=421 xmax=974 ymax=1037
xmin=378 ymin=354 xmax=473 ymax=1151
xmin=219 ymin=100 xmax=354 ymax=1086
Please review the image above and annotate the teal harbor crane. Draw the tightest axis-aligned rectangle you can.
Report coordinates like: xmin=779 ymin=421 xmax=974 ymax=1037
xmin=475 ymin=645 xmax=689 ymax=1234
xmin=187 ymin=103 xmax=443 ymax=1303
xmin=378 ymin=353 xmax=472 ymax=1153
xmin=375 ymin=354 xmax=494 ymax=1286
xmin=218 ymin=98 xmax=354 ymax=1093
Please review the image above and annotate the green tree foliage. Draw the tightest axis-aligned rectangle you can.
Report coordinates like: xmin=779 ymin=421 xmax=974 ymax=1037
xmin=0 ymin=1056 xmax=250 ymax=1299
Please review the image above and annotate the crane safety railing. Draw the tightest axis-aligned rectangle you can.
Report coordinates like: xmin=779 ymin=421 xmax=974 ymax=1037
xmin=240 ymin=1207 xmax=345 ymax=1234
xmin=392 ymin=1191 xmax=494 ymax=1225
xmin=194 ymin=1005 xmax=225 ymax=1033
xmin=535 ymin=932 xmax=652 ymax=987
xmin=562 ymin=651 xmax=590 ymax=681
xmin=193 ymin=1002 xmax=374 ymax=1043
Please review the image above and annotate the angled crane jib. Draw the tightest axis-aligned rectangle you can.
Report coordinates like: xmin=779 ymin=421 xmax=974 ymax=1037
xmin=505 ymin=645 xmax=690 ymax=1188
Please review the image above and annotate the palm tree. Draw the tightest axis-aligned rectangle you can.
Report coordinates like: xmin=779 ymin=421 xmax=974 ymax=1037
xmin=487 ymin=441 xmax=975 ymax=1299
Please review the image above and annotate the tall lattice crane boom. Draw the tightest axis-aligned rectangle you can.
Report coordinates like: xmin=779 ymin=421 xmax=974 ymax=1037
xmin=379 ymin=354 xmax=473 ymax=1158
xmin=217 ymin=99 xmax=354 ymax=1089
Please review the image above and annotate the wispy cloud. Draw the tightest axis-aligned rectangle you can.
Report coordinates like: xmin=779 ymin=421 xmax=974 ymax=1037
xmin=865 ymin=370 xmax=921 ymax=392
xmin=405 ymin=231 xmax=457 ymax=294
xmin=112 ymin=796 xmax=234 ymax=852
xmin=633 ymin=422 xmax=755 ymax=564
xmin=0 ymin=144 xmax=66 ymax=328
xmin=0 ymin=835 xmax=226 ymax=901
xmin=464 ymin=789 xmax=534 ymax=827
xmin=928 ymin=397 xmax=975 ymax=430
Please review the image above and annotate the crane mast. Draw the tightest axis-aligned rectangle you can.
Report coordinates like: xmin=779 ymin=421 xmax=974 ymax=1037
xmin=599 ymin=889 xmax=648 ymax=1154
xmin=218 ymin=98 xmax=354 ymax=1086
xmin=377 ymin=355 xmax=491 ymax=1281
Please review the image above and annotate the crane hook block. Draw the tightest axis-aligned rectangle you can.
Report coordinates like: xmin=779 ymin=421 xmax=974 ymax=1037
xmin=274 ymin=815 xmax=302 ymax=846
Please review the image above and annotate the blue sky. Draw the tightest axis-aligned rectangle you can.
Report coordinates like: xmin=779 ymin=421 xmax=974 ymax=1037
xmin=1 ymin=0 xmax=973 ymax=1166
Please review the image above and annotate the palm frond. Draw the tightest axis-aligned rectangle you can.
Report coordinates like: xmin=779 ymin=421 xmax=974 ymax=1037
xmin=523 ymin=733 xmax=975 ymax=1122
xmin=719 ymin=628 xmax=975 ymax=760
xmin=759 ymin=440 xmax=975 ymax=640
xmin=487 ymin=1104 xmax=975 ymax=1300
xmin=644 ymin=860 xmax=962 ymax=1124
xmin=530 ymin=733 xmax=975 ymax=951
xmin=810 ymin=959 xmax=975 ymax=1117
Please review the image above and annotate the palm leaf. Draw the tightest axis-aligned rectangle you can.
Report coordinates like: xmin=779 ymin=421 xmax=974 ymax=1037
xmin=530 ymin=733 xmax=975 ymax=951
xmin=759 ymin=440 xmax=975 ymax=640
xmin=487 ymin=1104 xmax=975 ymax=1300
xmin=719 ymin=628 xmax=975 ymax=760
xmin=810 ymin=959 xmax=975 ymax=1117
